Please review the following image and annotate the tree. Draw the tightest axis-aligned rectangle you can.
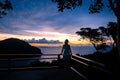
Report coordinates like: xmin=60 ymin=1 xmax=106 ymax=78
xmin=52 ymin=0 xmax=120 ymax=57
xmin=0 ymin=0 xmax=13 ymax=18
xmin=97 ymin=22 xmax=117 ymax=47
xmin=107 ymin=22 xmax=117 ymax=47
xmin=76 ymin=22 xmax=117 ymax=52
xmin=76 ymin=27 xmax=109 ymax=52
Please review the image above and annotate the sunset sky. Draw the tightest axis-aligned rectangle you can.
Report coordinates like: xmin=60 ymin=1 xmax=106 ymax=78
xmin=0 ymin=0 xmax=116 ymax=46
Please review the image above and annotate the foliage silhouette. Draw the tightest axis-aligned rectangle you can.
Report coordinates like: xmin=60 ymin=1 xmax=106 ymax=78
xmin=52 ymin=0 xmax=82 ymax=12
xmin=52 ymin=0 xmax=120 ymax=57
xmin=76 ymin=27 xmax=110 ymax=52
xmin=76 ymin=22 xmax=117 ymax=52
xmin=107 ymin=22 xmax=117 ymax=46
xmin=0 ymin=0 xmax=13 ymax=18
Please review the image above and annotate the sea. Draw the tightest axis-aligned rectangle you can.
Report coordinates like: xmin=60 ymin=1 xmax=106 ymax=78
xmin=0 ymin=45 xmax=96 ymax=67
xmin=38 ymin=45 xmax=96 ymax=62
xmin=38 ymin=45 xmax=96 ymax=55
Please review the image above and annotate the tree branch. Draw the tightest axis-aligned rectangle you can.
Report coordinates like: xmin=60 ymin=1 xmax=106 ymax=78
xmin=107 ymin=0 xmax=117 ymax=16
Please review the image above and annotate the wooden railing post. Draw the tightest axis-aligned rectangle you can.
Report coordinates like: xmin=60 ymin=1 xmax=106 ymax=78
xmin=8 ymin=57 xmax=11 ymax=72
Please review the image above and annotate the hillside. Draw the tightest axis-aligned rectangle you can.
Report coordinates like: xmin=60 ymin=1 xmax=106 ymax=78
xmin=0 ymin=38 xmax=42 ymax=58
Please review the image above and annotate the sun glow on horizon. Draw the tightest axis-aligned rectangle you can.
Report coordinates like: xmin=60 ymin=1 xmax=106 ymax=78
xmin=30 ymin=43 xmax=63 ymax=47
xmin=0 ymin=30 xmax=90 ymax=46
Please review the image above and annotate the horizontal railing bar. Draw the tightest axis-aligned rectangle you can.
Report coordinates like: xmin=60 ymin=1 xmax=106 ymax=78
xmin=0 ymin=54 xmax=60 ymax=60
xmin=40 ymin=57 xmax=58 ymax=59
xmin=0 ymin=57 xmax=58 ymax=60
xmin=71 ymin=54 xmax=112 ymax=74
xmin=91 ymin=65 xmax=112 ymax=74
xmin=0 ymin=58 xmax=37 ymax=61
xmin=0 ymin=54 xmax=41 ymax=56
xmin=0 ymin=66 xmax=59 ymax=70
xmin=42 ymin=54 xmax=60 ymax=55
xmin=72 ymin=54 xmax=105 ymax=67
xmin=71 ymin=58 xmax=89 ymax=66
xmin=0 ymin=54 xmax=60 ymax=56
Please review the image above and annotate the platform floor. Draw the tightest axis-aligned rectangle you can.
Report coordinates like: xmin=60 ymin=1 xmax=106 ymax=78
xmin=0 ymin=68 xmax=85 ymax=80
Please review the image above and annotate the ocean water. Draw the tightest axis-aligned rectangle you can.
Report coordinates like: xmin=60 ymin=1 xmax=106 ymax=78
xmin=38 ymin=45 xmax=96 ymax=55
xmin=37 ymin=45 xmax=96 ymax=62
xmin=0 ymin=45 xmax=96 ymax=67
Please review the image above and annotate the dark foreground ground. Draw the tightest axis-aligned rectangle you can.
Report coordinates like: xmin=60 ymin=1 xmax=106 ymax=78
xmin=0 ymin=68 xmax=85 ymax=80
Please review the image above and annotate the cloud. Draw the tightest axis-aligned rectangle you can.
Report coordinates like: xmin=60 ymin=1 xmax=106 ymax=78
xmin=25 ymin=38 xmax=62 ymax=44
xmin=0 ymin=0 xmax=116 ymax=42
xmin=39 ymin=38 xmax=62 ymax=44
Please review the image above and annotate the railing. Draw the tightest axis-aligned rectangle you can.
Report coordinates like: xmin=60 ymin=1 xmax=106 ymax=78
xmin=0 ymin=54 xmax=60 ymax=60
xmin=0 ymin=54 xmax=60 ymax=70
xmin=72 ymin=54 xmax=106 ymax=70
xmin=0 ymin=53 xmax=111 ymax=71
xmin=71 ymin=54 xmax=113 ymax=80
xmin=0 ymin=53 xmax=113 ymax=79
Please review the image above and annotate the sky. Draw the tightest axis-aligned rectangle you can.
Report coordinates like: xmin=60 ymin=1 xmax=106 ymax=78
xmin=0 ymin=0 xmax=117 ymax=46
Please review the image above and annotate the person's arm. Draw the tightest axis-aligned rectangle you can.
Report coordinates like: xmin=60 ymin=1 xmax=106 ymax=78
xmin=70 ymin=46 xmax=72 ymax=55
xmin=60 ymin=46 xmax=63 ymax=55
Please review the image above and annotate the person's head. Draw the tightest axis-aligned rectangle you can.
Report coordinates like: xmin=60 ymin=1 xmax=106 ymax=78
xmin=64 ymin=39 xmax=69 ymax=45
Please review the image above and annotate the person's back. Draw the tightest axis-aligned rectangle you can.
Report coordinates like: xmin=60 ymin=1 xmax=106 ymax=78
xmin=60 ymin=39 xmax=72 ymax=67
xmin=63 ymin=44 xmax=71 ymax=55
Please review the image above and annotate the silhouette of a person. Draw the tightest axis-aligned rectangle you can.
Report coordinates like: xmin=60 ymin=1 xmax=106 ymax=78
xmin=60 ymin=39 xmax=72 ymax=67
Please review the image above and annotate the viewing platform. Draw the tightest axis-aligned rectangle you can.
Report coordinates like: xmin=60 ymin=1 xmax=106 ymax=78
xmin=0 ymin=68 xmax=86 ymax=80
xmin=0 ymin=54 xmax=119 ymax=80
